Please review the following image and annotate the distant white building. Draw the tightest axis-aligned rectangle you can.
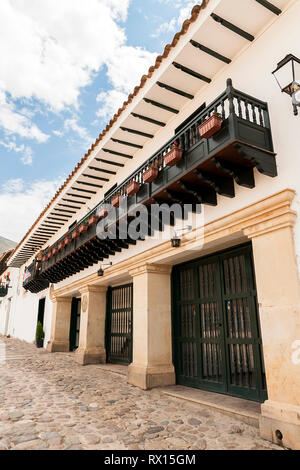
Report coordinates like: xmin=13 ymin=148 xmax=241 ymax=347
xmin=1 ymin=0 xmax=300 ymax=449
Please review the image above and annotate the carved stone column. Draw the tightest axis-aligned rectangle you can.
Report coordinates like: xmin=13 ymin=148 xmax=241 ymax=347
xmin=127 ymin=264 xmax=175 ymax=390
xmin=245 ymin=206 xmax=300 ymax=450
xmin=75 ymin=285 xmax=107 ymax=365
xmin=47 ymin=296 xmax=73 ymax=352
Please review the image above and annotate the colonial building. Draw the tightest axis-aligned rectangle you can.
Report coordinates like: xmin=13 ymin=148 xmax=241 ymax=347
xmin=2 ymin=0 xmax=300 ymax=450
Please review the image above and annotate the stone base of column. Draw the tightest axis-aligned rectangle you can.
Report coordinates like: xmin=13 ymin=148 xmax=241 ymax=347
xmin=46 ymin=340 xmax=69 ymax=353
xmin=127 ymin=363 xmax=176 ymax=390
xmin=75 ymin=347 xmax=106 ymax=365
xmin=260 ymin=400 xmax=300 ymax=450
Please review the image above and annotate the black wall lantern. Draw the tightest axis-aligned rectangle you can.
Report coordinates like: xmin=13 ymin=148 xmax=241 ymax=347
xmin=171 ymin=225 xmax=192 ymax=249
xmin=98 ymin=262 xmax=112 ymax=277
xmin=171 ymin=236 xmax=181 ymax=248
xmin=272 ymin=54 xmax=300 ymax=115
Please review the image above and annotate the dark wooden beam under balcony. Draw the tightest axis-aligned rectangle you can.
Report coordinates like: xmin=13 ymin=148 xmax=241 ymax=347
xmin=193 ymin=169 xmax=235 ymax=198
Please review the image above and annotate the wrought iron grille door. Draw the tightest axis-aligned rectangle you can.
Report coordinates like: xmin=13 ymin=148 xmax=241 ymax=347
xmin=173 ymin=244 xmax=267 ymax=402
xmin=106 ymin=284 xmax=133 ymax=364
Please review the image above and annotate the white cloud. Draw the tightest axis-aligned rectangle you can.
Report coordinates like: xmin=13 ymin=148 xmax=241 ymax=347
xmin=0 ymin=0 xmax=131 ymax=111
xmin=20 ymin=147 xmax=33 ymax=166
xmin=52 ymin=118 xmax=94 ymax=148
xmin=64 ymin=118 xmax=94 ymax=148
xmin=0 ymin=91 xmax=49 ymax=143
xmin=0 ymin=0 xmax=157 ymax=144
xmin=0 ymin=139 xmax=34 ymax=166
xmin=96 ymin=90 xmax=128 ymax=121
xmin=151 ymin=0 xmax=197 ymax=38
xmin=96 ymin=46 xmax=157 ymax=122
xmin=0 ymin=177 xmax=64 ymax=242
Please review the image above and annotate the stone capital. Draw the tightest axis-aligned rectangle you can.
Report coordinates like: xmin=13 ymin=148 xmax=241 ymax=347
xmin=52 ymin=295 xmax=73 ymax=303
xmin=79 ymin=285 xmax=107 ymax=295
xmin=244 ymin=212 xmax=297 ymax=239
xmin=129 ymin=263 xmax=172 ymax=278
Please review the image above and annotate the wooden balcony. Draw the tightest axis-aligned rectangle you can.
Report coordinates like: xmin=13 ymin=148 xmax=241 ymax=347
xmin=26 ymin=79 xmax=277 ymax=292
xmin=23 ymin=260 xmax=50 ymax=294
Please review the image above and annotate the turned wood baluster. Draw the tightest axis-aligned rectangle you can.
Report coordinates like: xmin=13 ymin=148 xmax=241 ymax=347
xmin=245 ymin=100 xmax=250 ymax=121
xmin=221 ymin=99 xmax=226 ymax=119
xmin=227 ymin=79 xmax=235 ymax=117
xmin=251 ymin=103 xmax=257 ymax=124
xmin=237 ymin=98 xmax=242 ymax=118
xmin=258 ymin=106 xmax=264 ymax=126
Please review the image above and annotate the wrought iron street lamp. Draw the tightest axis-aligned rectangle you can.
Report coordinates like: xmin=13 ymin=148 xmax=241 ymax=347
xmin=272 ymin=54 xmax=300 ymax=115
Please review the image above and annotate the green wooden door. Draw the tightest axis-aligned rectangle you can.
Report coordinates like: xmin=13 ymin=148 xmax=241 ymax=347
xmin=173 ymin=244 xmax=267 ymax=402
xmin=106 ymin=284 xmax=133 ymax=364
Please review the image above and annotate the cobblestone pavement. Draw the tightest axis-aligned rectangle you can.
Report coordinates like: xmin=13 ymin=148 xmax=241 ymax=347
xmin=0 ymin=336 xmax=282 ymax=451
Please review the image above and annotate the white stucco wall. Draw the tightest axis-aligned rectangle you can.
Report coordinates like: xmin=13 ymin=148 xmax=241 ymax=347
xmin=0 ymin=266 xmax=52 ymax=346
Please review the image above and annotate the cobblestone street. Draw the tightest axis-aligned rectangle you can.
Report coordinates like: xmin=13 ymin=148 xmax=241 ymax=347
xmin=0 ymin=336 xmax=282 ymax=451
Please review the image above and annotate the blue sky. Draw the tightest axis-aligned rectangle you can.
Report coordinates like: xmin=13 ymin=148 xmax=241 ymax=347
xmin=0 ymin=0 xmax=197 ymax=242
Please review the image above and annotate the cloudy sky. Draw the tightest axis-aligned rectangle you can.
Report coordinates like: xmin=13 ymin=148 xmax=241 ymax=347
xmin=0 ymin=0 xmax=198 ymax=242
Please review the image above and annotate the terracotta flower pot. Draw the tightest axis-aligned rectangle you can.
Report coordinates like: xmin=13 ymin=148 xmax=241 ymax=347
xmin=164 ymin=147 xmax=183 ymax=167
xmin=111 ymin=195 xmax=122 ymax=208
xmin=198 ymin=114 xmax=222 ymax=139
xmin=64 ymin=237 xmax=71 ymax=247
xmin=126 ymin=181 xmax=141 ymax=196
xmin=142 ymin=167 xmax=159 ymax=184
xmin=52 ymin=247 xmax=58 ymax=256
xmin=89 ymin=215 xmax=99 ymax=226
xmin=72 ymin=230 xmax=80 ymax=240
xmin=98 ymin=208 xmax=108 ymax=219
xmin=59 ymin=241 xmax=65 ymax=252
xmin=79 ymin=223 xmax=88 ymax=234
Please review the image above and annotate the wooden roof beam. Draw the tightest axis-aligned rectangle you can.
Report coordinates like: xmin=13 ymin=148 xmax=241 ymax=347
xmin=143 ymin=98 xmax=179 ymax=114
xmin=189 ymin=40 xmax=231 ymax=64
xmin=211 ymin=13 xmax=254 ymax=42
xmin=156 ymin=82 xmax=194 ymax=99
xmin=172 ymin=62 xmax=211 ymax=83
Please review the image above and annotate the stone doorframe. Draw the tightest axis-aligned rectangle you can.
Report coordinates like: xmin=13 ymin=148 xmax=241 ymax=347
xmin=48 ymin=189 xmax=300 ymax=449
